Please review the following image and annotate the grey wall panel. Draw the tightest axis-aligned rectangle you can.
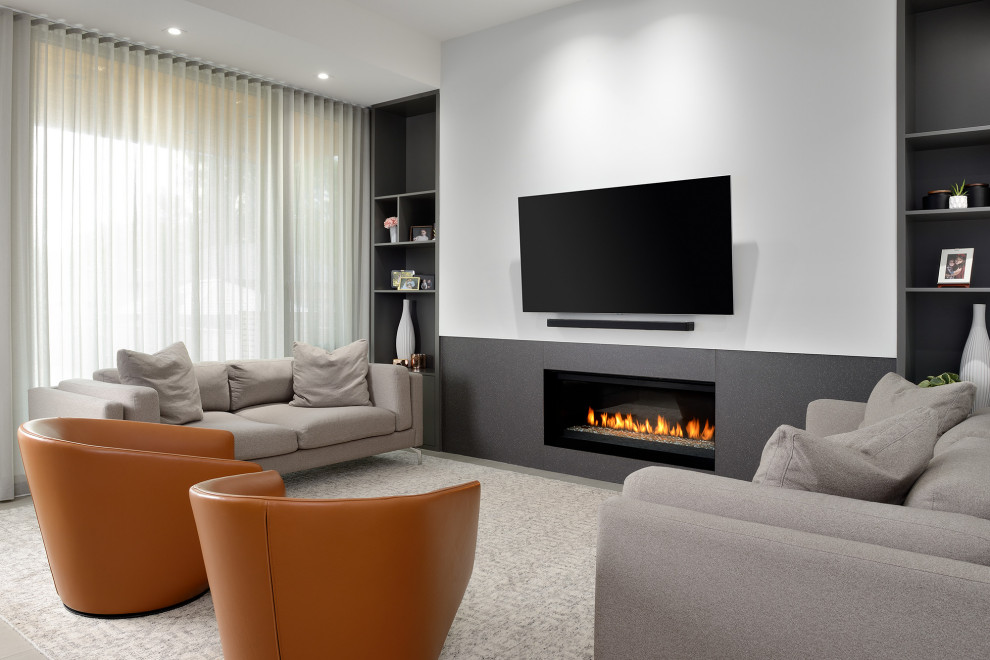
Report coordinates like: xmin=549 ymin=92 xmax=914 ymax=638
xmin=544 ymin=343 xmax=716 ymax=382
xmin=714 ymin=351 xmax=895 ymax=480
xmin=441 ymin=337 xmax=896 ymax=485
xmin=441 ymin=337 xmax=546 ymax=468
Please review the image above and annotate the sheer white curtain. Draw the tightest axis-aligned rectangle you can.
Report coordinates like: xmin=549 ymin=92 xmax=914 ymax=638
xmin=1 ymin=19 xmax=369 ymax=497
xmin=2 ymin=10 xmax=31 ymax=501
xmin=22 ymin=21 xmax=368 ymax=383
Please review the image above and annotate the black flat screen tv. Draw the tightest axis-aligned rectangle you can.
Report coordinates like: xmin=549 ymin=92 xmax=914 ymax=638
xmin=518 ymin=175 xmax=733 ymax=315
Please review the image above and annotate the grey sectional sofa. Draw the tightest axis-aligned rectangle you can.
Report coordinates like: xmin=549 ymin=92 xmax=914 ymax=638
xmin=595 ymin=398 xmax=990 ymax=659
xmin=28 ymin=358 xmax=423 ymax=474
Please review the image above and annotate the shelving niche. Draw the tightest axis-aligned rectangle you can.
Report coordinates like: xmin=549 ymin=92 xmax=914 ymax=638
xmin=371 ymin=91 xmax=440 ymax=449
xmin=898 ymin=0 xmax=990 ymax=380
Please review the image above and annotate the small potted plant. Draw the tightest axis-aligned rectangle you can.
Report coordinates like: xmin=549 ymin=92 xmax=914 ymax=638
xmin=384 ymin=216 xmax=399 ymax=242
xmin=949 ymin=181 xmax=968 ymax=209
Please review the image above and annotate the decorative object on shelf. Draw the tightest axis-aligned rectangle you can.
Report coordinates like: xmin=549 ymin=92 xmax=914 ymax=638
xmin=937 ymin=247 xmax=974 ymax=287
xmin=390 ymin=269 xmax=414 ymax=288
xmin=419 ymin=274 xmax=435 ymax=291
xmin=961 ymin=303 xmax=990 ymax=411
xmin=395 ymin=299 xmax=415 ymax=363
xmin=398 ymin=276 xmax=421 ymax=291
xmin=922 ymin=189 xmax=951 ymax=210
xmin=965 ymin=183 xmax=989 ymax=208
xmin=949 ymin=181 xmax=968 ymax=209
xmin=410 ymin=353 xmax=426 ymax=372
xmin=392 ymin=358 xmax=408 ymax=367
xmin=917 ymin=372 xmax=960 ymax=388
xmin=410 ymin=225 xmax=434 ymax=242
xmin=384 ymin=216 xmax=399 ymax=243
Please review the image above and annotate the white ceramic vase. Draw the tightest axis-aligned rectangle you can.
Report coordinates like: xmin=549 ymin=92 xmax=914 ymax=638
xmin=396 ymin=299 xmax=415 ymax=362
xmin=960 ymin=303 xmax=990 ymax=411
xmin=950 ymin=195 xmax=968 ymax=209
xmin=389 ymin=226 xmax=399 ymax=243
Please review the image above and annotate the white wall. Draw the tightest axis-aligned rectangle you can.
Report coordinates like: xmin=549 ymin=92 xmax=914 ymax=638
xmin=439 ymin=0 xmax=897 ymax=357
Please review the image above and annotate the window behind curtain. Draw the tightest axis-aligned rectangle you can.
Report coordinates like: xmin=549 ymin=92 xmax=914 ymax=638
xmin=26 ymin=23 xmax=369 ymax=385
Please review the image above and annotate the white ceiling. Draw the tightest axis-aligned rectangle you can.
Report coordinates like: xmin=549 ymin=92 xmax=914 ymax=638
xmin=4 ymin=0 xmax=583 ymax=106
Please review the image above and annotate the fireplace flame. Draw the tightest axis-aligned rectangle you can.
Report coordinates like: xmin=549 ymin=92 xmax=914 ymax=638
xmin=586 ymin=407 xmax=713 ymax=441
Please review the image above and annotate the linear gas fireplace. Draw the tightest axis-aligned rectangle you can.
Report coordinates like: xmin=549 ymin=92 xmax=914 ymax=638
xmin=544 ymin=370 xmax=716 ymax=470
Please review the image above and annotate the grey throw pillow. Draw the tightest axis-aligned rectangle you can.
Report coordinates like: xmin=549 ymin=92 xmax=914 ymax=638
xmin=753 ymin=407 xmax=939 ymax=504
xmin=861 ymin=372 xmax=975 ymax=436
xmin=117 ymin=341 xmax=204 ymax=425
xmin=290 ymin=339 xmax=371 ymax=408
xmin=904 ymin=436 xmax=990 ymax=520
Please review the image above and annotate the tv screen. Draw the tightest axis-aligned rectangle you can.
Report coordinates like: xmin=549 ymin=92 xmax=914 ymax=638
xmin=518 ymin=175 xmax=733 ymax=315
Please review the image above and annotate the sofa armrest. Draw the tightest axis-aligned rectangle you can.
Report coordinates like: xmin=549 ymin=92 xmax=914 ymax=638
xmin=367 ymin=363 xmax=414 ymax=431
xmin=28 ymin=387 xmax=125 ymax=420
xmin=55 ymin=379 xmax=160 ymax=423
xmin=805 ymin=398 xmax=866 ymax=436
xmin=623 ymin=466 xmax=990 ymax=565
xmin=595 ymin=496 xmax=990 ymax=660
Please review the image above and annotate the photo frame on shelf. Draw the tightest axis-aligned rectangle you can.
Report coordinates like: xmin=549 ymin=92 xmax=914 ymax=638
xmin=937 ymin=248 xmax=974 ymax=287
xmin=398 ymin=276 xmax=421 ymax=291
xmin=419 ymin=274 xmax=435 ymax=291
xmin=410 ymin=225 xmax=434 ymax=242
xmin=391 ymin=270 xmax=415 ymax=288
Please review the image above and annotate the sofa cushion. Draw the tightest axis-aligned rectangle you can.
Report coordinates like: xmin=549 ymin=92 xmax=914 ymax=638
xmin=236 ymin=403 xmax=396 ymax=450
xmin=627 ymin=465 xmax=990 ymax=566
xmin=904 ymin=436 xmax=990 ymax=520
xmin=194 ymin=362 xmax=231 ymax=412
xmin=227 ymin=358 xmax=293 ymax=411
xmin=116 ymin=342 xmax=203 ymax=425
xmin=184 ymin=411 xmax=298 ymax=461
xmin=290 ymin=340 xmax=371 ymax=408
xmin=861 ymin=372 xmax=975 ymax=436
xmin=933 ymin=408 xmax=990 ymax=455
xmin=753 ymin=407 xmax=939 ymax=504
xmin=95 ymin=362 xmax=230 ymax=412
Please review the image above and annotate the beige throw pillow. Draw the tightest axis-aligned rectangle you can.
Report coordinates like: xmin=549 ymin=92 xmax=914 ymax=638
xmin=753 ymin=407 xmax=939 ymax=504
xmin=117 ymin=341 xmax=204 ymax=425
xmin=904 ymin=436 xmax=990 ymax=520
xmin=290 ymin=340 xmax=371 ymax=408
xmin=861 ymin=372 xmax=974 ymax=436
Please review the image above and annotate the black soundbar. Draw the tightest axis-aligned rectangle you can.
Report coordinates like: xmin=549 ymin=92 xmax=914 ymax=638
xmin=547 ymin=319 xmax=695 ymax=331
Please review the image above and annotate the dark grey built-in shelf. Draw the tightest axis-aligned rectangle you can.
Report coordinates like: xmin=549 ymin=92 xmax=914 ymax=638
xmin=906 ymin=288 xmax=990 ymax=292
xmin=911 ymin=0 xmax=985 ymax=13
xmin=905 ymin=207 xmax=990 ymax=221
xmin=373 ymin=241 xmax=436 ymax=247
xmin=906 ymin=125 xmax=990 ymax=150
xmin=373 ymin=289 xmax=437 ymax=294
xmin=374 ymin=190 xmax=436 ymax=201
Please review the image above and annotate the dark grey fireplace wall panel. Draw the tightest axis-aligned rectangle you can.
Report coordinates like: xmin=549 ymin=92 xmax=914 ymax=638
xmin=714 ymin=350 xmax=896 ymax=480
xmin=440 ymin=337 xmax=896 ymax=484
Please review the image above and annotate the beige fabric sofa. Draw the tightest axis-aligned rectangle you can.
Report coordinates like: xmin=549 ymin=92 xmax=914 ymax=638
xmin=28 ymin=358 xmax=423 ymax=474
xmin=595 ymin=398 xmax=990 ymax=659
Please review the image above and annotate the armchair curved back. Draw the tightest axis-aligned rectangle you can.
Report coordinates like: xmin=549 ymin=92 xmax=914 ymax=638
xmin=190 ymin=470 xmax=481 ymax=660
xmin=17 ymin=417 xmax=262 ymax=617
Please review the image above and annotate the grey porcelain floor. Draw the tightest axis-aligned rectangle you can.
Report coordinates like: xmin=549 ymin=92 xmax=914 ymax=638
xmin=0 ymin=451 xmax=619 ymax=659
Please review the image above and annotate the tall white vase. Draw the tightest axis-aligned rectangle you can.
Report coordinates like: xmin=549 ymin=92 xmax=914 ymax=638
xmin=960 ymin=303 xmax=990 ymax=411
xmin=395 ymin=299 xmax=415 ymax=363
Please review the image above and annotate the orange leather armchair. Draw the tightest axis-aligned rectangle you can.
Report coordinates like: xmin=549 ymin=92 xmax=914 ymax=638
xmin=190 ymin=470 xmax=481 ymax=660
xmin=17 ymin=417 xmax=262 ymax=617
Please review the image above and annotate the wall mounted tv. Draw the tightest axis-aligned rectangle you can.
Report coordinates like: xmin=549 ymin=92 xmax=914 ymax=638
xmin=518 ymin=175 xmax=733 ymax=315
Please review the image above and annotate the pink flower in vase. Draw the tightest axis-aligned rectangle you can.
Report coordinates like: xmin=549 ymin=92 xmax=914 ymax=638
xmin=383 ymin=217 xmax=398 ymax=228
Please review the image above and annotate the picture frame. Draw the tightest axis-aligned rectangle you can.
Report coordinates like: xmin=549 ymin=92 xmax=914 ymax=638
xmin=937 ymin=248 xmax=974 ymax=286
xmin=398 ymin=276 xmax=421 ymax=291
xmin=390 ymin=269 xmax=415 ymax=288
xmin=419 ymin=274 xmax=435 ymax=291
xmin=410 ymin=225 xmax=434 ymax=242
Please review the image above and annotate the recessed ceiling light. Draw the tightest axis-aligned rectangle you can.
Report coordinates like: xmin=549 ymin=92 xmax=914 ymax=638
xmin=165 ymin=27 xmax=184 ymax=36
xmin=317 ymin=72 xmax=331 ymax=80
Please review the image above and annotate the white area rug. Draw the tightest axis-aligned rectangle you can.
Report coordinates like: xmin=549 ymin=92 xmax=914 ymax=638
xmin=0 ymin=452 xmax=616 ymax=659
